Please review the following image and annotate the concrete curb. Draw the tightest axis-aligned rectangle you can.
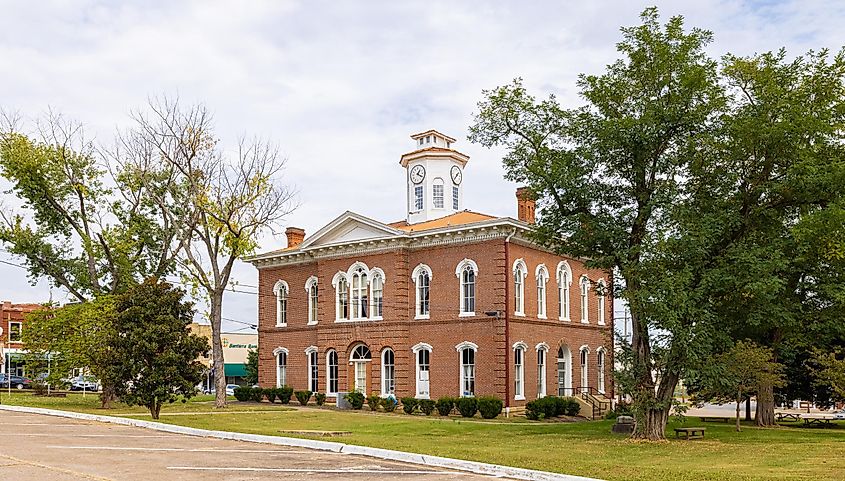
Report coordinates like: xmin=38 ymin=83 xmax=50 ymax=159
xmin=0 ymin=404 xmax=603 ymax=481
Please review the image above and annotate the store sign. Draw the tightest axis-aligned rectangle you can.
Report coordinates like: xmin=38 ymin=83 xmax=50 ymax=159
xmin=222 ymin=338 xmax=257 ymax=350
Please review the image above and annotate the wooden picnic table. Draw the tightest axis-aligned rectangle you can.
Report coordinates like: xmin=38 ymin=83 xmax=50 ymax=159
xmin=675 ymin=427 xmax=706 ymax=440
xmin=775 ymin=412 xmax=801 ymax=422
xmin=801 ymin=414 xmax=836 ymax=427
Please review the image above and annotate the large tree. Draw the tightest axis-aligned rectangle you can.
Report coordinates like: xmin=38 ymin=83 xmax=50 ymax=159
xmin=116 ymin=98 xmax=297 ymax=408
xmin=470 ymin=9 xmax=725 ymax=439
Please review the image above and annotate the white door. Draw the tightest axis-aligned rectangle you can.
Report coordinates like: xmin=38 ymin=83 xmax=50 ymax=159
xmin=354 ymin=362 xmax=367 ymax=393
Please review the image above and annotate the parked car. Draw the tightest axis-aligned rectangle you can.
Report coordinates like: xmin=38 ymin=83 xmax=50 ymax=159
xmin=67 ymin=376 xmax=100 ymax=391
xmin=0 ymin=374 xmax=32 ymax=390
xmin=202 ymin=384 xmax=241 ymax=396
xmin=833 ymin=409 xmax=845 ymax=420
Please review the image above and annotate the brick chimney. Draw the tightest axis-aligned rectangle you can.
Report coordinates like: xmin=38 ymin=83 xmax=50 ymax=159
xmin=516 ymin=187 xmax=536 ymax=224
xmin=285 ymin=227 xmax=305 ymax=248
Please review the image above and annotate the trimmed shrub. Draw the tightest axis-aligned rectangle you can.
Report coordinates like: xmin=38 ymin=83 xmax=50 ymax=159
xmin=435 ymin=396 xmax=454 ymax=416
xmin=345 ymin=391 xmax=365 ymax=410
xmin=233 ymin=387 xmax=249 ymax=402
xmin=525 ymin=396 xmax=581 ymax=420
xmin=294 ymin=390 xmax=312 ymax=406
xmin=381 ymin=397 xmax=398 ymax=412
xmin=265 ymin=388 xmax=277 ymax=403
xmin=401 ymin=397 xmax=419 ymax=414
xmin=367 ymin=393 xmax=381 ymax=411
xmin=456 ymin=397 xmax=478 ymax=418
xmin=418 ymin=399 xmax=436 ymax=415
xmin=563 ymin=397 xmax=581 ymax=416
xmin=477 ymin=396 xmax=503 ymax=419
xmin=314 ymin=392 xmax=326 ymax=406
xmin=251 ymin=387 xmax=265 ymax=402
xmin=276 ymin=386 xmax=294 ymax=404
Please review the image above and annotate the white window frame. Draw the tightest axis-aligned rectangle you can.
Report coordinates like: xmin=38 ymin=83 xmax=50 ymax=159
xmin=536 ymin=264 xmax=549 ymax=319
xmin=368 ymin=267 xmax=385 ymax=320
xmin=332 ymin=271 xmax=349 ymax=321
xmin=305 ymin=276 xmax=319 ymax=325
xmin=456 ymin=341 xmax=478 ymax=397
xmin=536 ymin=342 xmax=549 ymax=398
xmin=580 ymin=345 xmax=590 ymax=392
xmin=273 ymin=347 xmax=289 ymax=387
xmin=412 ymin=264 xmax=433 ymax=320
xmin=414 ymin=185 xmax=424 ymax=211
xmin=326 ymin=349 xmax=338 ymax=395
xmin=432 ymin=178 xmax=444 ymax=209
xmin=597 ymin=279 xmax=607 ymax=326
xmin=349 ymin=344 xmax=372 ymax=393
xmin=580 ymin=276 xmax=591 ymax=324
xmin=596 ymin=347 xmax=606 ymax=394
xmin=8 ymin=321 xmax=22 ymax=342
xmin=305 ymin=346 xmax=318 ymax=393
xmin=513 ymin=258 xmax=527 ymax=316
xmin=455 ymin=259 xmax=478 ymax=317
xmin=413 ymin=342 xmax=433 ymax=399
xmin=452 ymin=185 xmax=459 ymax=210
xmin=513 ymin=341 xmax=527 ymax=401
xmin=350 ymin=265 xmax=369 ymax=320
xmin=381 ymin=348 xmax=395 ymax=396
xmin=556 ymin=261 xmax=572 ymax=322
xmin=273 ymin=280 xmax=289 ymax=327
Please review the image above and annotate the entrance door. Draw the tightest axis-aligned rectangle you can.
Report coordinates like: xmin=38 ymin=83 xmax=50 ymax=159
xmin=349 ymin=344 xmax=372 ymax=393
xmin=354 ymin=361 xmax=367 ymax=393
xmin=557 ymin=346 xmax=572 ymax=396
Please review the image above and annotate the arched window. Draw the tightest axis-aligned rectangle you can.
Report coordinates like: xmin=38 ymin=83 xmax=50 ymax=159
xmin=455 ymin=259 xmax=478 ymax=316
xmin=381 ymin=348 xmax=395 ymax=396
xmin=306 ymin=276 xmax=319 ymax=325
xmin=597 ymin=279 xmax=607 ymax=326
xmin=580 ymin=276 xmax=591 ymax=324
xmin=350 ymin=344 xmax=372 ymax=393
xmin=412 ymin=264 xmax=432 ymax=319
xmin=306 ymin=346 xmax=318 ymax=393
xmin=333 ymin=272 xmax=349 ymax=321
xmin=273 ymin=347 xmax=288 ymax=387
xmin=513 ymin=259 xmax=527 ymax=316
xmin=413 ymin=343 xmax=432 ymax=398
xmin=536 ymin=343 xmax=549 ymax=398
xmin=456 ymin=341 xmax=478 ymax=397
xmin=272 ymin=280 xmax=289 ymax=327
xmin=597 ymin=347 xmax=606 ymax=394
xmin=556 ymin=345 xmax=572 ymax=396
xmin=536 ymin=264 xmax=549 ymax=319
xmin=326 ymin=349 xmax=338 ymax=395
xmin=351 ymin=266 xmax=369 ymax=319
xmin=580 ymin=346 xmax=590 ymax=392
xmin=432 ymin=178 xmax=445 ymax=209
xmin=513 ymin=341 xmax=527 ymax=400
xmin=556 ymin=262 xmax=572 ymax=321
xmin=370 ymin=269 xmax=385 ymax=319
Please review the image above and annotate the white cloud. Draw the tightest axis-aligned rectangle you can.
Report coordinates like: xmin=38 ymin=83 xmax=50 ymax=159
xmin=1 ymin=0 xmax=843 ymax=330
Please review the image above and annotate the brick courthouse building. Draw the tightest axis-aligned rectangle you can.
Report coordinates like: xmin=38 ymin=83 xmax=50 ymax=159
xmin=247 ymin=131 xmax=613 ymax=408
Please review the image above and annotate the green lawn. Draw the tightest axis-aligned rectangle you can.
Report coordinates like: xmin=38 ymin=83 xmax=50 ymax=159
xmin=3 ymin=392 xmax=844 ymax=481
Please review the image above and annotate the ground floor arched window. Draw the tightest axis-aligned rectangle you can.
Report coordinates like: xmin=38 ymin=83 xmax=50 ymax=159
xmin=326 ymin=349 xmax=338 ymax=395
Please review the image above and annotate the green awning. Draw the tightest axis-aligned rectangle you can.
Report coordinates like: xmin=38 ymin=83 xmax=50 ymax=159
xmin=224 ymin=363 xmax=247 ymax=377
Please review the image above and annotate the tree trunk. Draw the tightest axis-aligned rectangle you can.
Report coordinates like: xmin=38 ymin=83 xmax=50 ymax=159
xmin=99 ymin=383 xmax=116 ymax=409
xmin=634 ymin=404 xmax=671 ymax=440
xmin=756 ymin=382 xmax=776 ymax=427
xmin=745 ymin=397 xmax=752 ymax=421
xmin=735 ymin=391 xmax=742 ymax=432
xmin=151 ymin=400 xmax=161 ymax=420
xmin=210 ymin=290 xmax=227 ymax=409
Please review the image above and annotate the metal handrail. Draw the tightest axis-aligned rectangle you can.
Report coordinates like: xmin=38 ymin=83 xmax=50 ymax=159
xmin=556 ymin=386 xmax=611 ymax=419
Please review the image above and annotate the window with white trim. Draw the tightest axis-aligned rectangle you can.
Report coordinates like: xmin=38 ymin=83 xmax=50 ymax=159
xmin=433 ymin=178 xmax=444 ymax=208
xmin=371 ymin=271 xmax=384 ymax=319
xmin=275 ymin=348 xmax=288 ymax=387
xmin=580 ymin=346 xmax=589 ymax=392
xmin=9 ymin=321 xmax=22 ymax=342
xmin=536 ymin=264 xmax=548 ymax=319
xmin=537 ymin=345 xmax=547 ymax=398
xmin=306 ymin=276 xmax=319 ymax=325
xmin=557 ymin=262 xmax=571 ymax=321
xmin=456 ymin=259 xmax=477 ymax=315
xmin=452 ymin=186 xmax=459 ymax=210
xmin=513 ymin=259 xmax=526 ymax=315
xmin=414 ymin=185 xmax=424 ymax=210
xmin=381 ymin=348 xmax=395 ymax=396
xmin=597 ymin=348 xmax=606 ymax=394
xmin=415 ymin=345 xmax=431 ymax=398
xmin=514 ymin=345 xmax=525 ymax=400
xmin=351 ymin=266 xmax=369 ymax=319
xmin=350 ymin=344 xmax=372 ymax=393
xmin=580 ymin=276 xmax=590 ymax=324
xmin=457 ymin=342 xmax=477 ymax=397
xmin=307 ymin=348 xmax=319 ymax=393
xmin=274 ymin=281 xmax=289 ymax=327
xmin=597 ymin=279 xmax=606 ymax=325
xmin=326 ymin=350 xmax=338 ymax=394
xmin=335 ymin=274 xmax=349 ymax=320
xmin=413 ymin=264 xmax=432 ymax=319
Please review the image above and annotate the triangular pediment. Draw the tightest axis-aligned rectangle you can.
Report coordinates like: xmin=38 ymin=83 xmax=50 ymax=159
xmin=298 ymin=211 xmax=405 ymax=249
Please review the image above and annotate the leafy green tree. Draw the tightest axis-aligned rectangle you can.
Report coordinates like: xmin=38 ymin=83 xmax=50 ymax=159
xmin=244 ymin=348 xmax=259 ymax=385
xmin=470 ymin=8 xmax=724 ymax=439
xmin=811 ymin=349 xmax=845 ymax=404
xmin=22 ymin=298 xmax=121 ymax=408
xmin=111 ymin=278 xmax=208 ymax=419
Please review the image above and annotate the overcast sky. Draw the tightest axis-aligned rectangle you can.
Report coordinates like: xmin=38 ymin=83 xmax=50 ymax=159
xmin=1 ymin=0 xmax=843 ymax=333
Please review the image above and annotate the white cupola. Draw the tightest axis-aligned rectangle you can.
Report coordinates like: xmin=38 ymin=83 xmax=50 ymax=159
xmin=400 ymin=130 xmax=469 ymax=224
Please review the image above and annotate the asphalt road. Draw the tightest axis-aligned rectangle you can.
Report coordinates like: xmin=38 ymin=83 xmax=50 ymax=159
xmin=0 ymin=411 xmax=498 ymax=480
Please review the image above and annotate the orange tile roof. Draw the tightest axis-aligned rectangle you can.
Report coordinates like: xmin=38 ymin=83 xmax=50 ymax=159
xmin=390 ymin=211 xmax=498 ymax=232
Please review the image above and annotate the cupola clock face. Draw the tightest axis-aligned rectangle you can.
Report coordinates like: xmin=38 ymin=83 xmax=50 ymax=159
xmin=450 ymin=165 xmax=462 ymax=185
xmin=410 ymin=165 xmax=426 ymax=184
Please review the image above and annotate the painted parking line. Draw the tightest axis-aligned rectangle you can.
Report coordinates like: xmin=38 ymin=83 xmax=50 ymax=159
xmin=0 ymin=423 xmax=90 ymax=426
xmin=17 ymin=433 xmax=176 ymax=438
xmin=46 ymin=445 xmax=304 ymax=453
xmin=168 ymin=466 xmax=475 ymax=475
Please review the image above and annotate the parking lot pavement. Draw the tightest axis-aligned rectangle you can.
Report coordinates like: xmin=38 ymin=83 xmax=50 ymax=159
xmin=0 ymin=411 xmax=499 ymax=481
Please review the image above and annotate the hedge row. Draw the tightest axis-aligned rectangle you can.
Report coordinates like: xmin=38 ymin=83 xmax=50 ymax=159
xmin=525 ymin=396 xmax=581 ymax=420
xmin=233 ymin=386 xmax=325 ymax=405
xmin=344 ymin=393 xmax=503 ymax=419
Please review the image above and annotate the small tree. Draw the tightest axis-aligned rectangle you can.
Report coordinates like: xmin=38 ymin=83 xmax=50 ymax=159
xmin=811 ymin=349 xmax=845 ymax=404
xmin=112 ymin=278 xmax=209 ymax=419
xmin=244 ymin=349 xmax=259 ymax=386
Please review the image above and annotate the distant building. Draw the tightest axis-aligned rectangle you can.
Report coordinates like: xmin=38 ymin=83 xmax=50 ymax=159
xmin=246 ymin=130 xmax=613 ymax=408
xmin=190 ymin=323 xmax=258 ymax=386
xmin=0 ymin=301 xmax=43 ymax=376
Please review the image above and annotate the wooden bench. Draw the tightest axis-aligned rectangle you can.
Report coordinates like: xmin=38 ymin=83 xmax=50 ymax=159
xmin=698 ymin=416 xmax=731 ymax=423
xmin=675 ymin=427 xmax=706 ymax=440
